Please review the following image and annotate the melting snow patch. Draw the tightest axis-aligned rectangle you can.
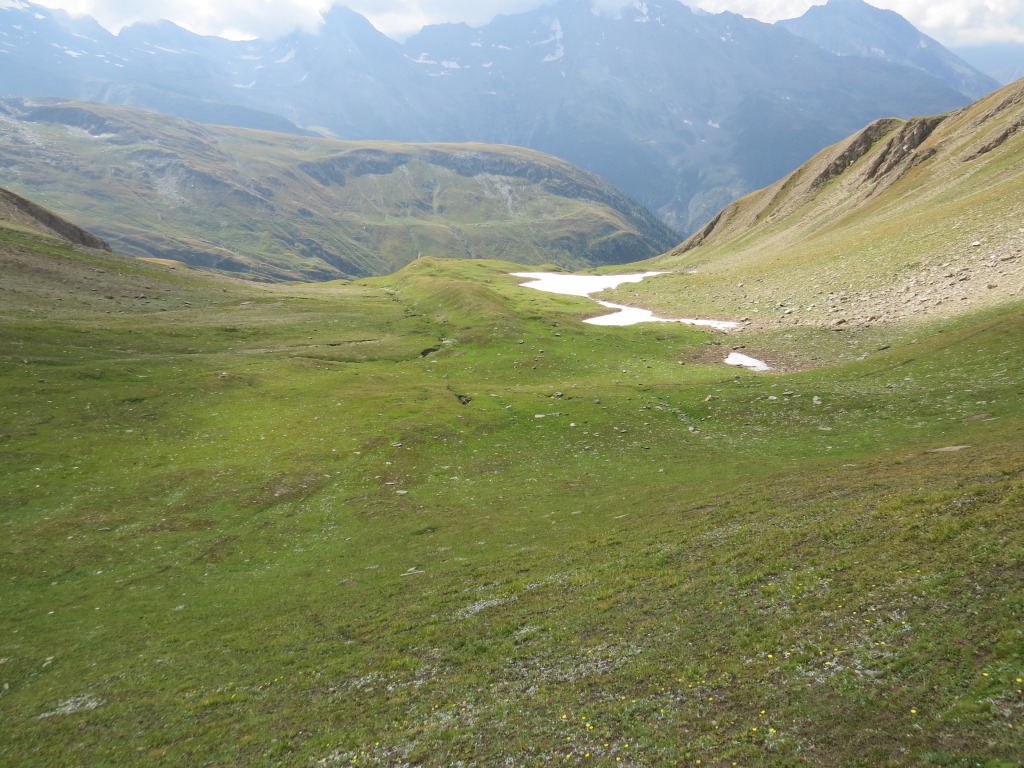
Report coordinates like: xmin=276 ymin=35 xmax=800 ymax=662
xmin=514 ymin=272 xmax=741 ymax=331
xmin=724 ymin=352 xmax=770 ymax=372
xmin=513 ymin=271 xmax=664 ymax=297
xmin=586 ymin=302 xmax=738 ymax=329
xmin=274 ymin=49 xmax=296 ymax=64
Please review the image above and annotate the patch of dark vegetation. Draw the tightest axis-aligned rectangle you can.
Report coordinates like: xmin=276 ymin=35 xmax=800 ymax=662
xmin=298 ymin=149 xmax=412 ymax=186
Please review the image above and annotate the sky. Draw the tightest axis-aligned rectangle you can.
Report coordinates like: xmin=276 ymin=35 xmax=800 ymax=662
xmin=18 ymin=0 xmax=1024 ymax=47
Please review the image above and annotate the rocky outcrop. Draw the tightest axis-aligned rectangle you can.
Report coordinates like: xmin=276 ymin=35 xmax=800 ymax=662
xmin=810 ymin=118 xmax=902 ymax=190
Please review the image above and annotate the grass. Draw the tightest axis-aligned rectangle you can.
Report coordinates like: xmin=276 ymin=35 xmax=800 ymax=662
xmin=2 ymin=229 xmax=1023 ymax=766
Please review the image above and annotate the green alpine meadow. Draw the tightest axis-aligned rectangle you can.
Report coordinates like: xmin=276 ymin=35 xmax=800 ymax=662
xmin=2 ymin=79 xmax=1023 ymax=768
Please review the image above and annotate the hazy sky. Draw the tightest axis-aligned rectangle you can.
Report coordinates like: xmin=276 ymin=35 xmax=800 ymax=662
xmin=21 ymin=0 xmax=1024 ymax=47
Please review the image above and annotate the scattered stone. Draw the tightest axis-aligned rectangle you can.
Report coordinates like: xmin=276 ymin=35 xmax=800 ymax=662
xmin=705 ymin=395 xmax=718 ymax=402
xmin=962 ymin=413 xmax=994 ymax=423
xmin=813 ymin=396 xmax=823 ymax=405
xmin=928 ymin=445 xmax=971 ymax=453
xmin=38 ymin=695 xmax=102 ymax=719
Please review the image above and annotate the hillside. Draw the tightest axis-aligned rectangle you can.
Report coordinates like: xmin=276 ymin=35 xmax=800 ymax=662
xmin=586 ymin=78 xmax=1024 ymax=362
xmin=0 ymin=98 xmax=678 ymax=280
xmin=0 ymin=186 xmax=110 ymax=250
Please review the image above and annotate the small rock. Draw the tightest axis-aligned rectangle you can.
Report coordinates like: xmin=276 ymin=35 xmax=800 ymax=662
xmin=705 ymin=395 xmax=717 ymax=402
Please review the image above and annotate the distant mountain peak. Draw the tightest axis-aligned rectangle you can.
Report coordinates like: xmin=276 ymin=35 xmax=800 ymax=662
xmin=777 ymin=0 xmax=998 ymax=100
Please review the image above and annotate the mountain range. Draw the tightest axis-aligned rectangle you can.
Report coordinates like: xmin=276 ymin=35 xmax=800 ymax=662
xmin=0 ymin=0 xmax=996 ymax=235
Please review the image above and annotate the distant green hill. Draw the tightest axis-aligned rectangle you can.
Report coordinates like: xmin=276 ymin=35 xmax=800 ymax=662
xmin=0 ymin=98 xmax=678 ymax=281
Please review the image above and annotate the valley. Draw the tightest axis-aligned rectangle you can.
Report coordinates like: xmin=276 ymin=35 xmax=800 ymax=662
xmin=1 ymin=8 xmax=1023 ymax=766
xmin=2 ymin=122 xmax=1023 ymax=766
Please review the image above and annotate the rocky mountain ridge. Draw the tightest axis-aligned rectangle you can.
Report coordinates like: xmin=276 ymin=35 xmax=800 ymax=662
xmin=777 ymin=0 xmax=997 ymax=100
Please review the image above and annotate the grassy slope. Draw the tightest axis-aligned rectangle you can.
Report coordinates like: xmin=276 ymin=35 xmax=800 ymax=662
xmin=2 ymin=221 xmax=1023 ymax=766
xmin=607 ymin=80 xmax=1024 ymax=362
xmin=0 ymin=100 xmax=678 ymax=281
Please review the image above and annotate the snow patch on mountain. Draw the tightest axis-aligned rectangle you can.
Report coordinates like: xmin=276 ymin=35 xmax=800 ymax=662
xmin=274 ymin=49 xmax=295 ymax=64
xmin=541 ymin=18 xmax=564 ymax=62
